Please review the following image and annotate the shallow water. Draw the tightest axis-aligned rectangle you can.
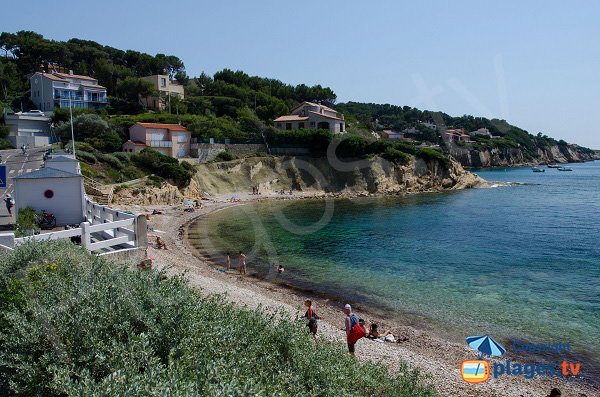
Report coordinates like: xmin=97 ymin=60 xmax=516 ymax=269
xmin=192 ymin=161 xmax=600 ymax=378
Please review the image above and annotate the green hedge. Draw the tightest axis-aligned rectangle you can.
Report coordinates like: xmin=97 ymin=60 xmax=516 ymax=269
xmin=212 ymin=151 xmax=236 ymax=162
xmin=131 ymin=148 xmax=194 ymax=187
xmin=0 ymin=241 xmax=436 ymax=397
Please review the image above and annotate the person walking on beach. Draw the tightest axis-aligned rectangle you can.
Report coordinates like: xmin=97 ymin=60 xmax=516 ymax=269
xmin=346 ymin=318 xmax=367 ymax=357
xmin=304 ymin=299 xmax=320 ymax=337
xmin=4 ymin=194 xmax=14 ymax=215
xmin=237 ymin=251 xmax=247 ymax=275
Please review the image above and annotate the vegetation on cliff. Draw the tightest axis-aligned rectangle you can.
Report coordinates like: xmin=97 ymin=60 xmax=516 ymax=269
xmin=0 ymin=240 xmax=436 ymax=396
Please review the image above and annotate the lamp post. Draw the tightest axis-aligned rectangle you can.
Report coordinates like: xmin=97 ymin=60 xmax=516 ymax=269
xmin=69 ymin=93 xmax=75 ymax=158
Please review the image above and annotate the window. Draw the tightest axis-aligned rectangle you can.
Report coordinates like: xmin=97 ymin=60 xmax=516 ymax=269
xmin=340 ymin=123 xmax=344 ymax=132
xmin=160 ymin=77 xmax=167 ymax=88
xmin=310 ymin=121 xmax=315 ymax=127
xmin=298 ymin=122 xmax=305 ymax=128
xmin=285 ymin=123 xmax=292 ymax=130
xmin=276 ymin=123 xmax=282 ymax=128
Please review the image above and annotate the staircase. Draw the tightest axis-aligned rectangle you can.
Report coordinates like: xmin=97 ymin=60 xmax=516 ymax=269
xmin=83 ymin=176 xmax=113 ymax=205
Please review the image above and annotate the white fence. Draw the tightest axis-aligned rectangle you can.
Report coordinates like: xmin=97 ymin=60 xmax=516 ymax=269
xmin=0 ymin=197 xmax=147 ymax=253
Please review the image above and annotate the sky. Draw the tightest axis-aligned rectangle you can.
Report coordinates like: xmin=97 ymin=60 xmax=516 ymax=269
xmin=4 ymin=1 xmax=599 ymax=148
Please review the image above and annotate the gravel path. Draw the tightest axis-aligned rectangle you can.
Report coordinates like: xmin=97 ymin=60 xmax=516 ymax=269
xmin=122 ymin=196 xmax=597 ymax=397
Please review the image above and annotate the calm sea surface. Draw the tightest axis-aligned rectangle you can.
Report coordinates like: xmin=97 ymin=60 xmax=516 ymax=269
xmin=192 ymin=161 xmax=600 ymax=375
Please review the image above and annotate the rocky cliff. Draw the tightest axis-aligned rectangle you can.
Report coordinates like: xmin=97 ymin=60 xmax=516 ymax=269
xmin=186 ymin=156 xmax=484 ymax=197
xmin=448 ymin=143 xmax=599 ymax=168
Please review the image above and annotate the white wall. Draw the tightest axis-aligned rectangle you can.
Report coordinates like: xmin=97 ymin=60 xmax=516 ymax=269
xmin=14 ymin=177 xmax=85 ymax=226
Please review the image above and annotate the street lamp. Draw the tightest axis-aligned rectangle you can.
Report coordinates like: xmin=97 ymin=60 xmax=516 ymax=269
xmin=69 ymin=92 xmax=75 ymax=158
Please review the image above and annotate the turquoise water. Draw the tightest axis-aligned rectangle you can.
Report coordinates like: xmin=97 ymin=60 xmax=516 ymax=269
xmin=194 ymin=162 xmax=600 ymax=374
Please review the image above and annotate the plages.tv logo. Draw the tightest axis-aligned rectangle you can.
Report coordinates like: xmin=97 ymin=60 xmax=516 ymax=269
xmin=461 ymin=335 xmax=506 ymax=384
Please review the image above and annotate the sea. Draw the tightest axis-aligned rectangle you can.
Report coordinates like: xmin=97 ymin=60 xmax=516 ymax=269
xmin=190 ymin=161 xmax=600 ymax=380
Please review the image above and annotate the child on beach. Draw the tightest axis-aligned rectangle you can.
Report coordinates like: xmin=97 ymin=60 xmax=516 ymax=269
xmin=304 ymin=299 xmax=320 ymax=337
xmin=225 ymin=253 xmax=231 ymax=271
xmin=237 ymin=251 xmax=247 ymax=275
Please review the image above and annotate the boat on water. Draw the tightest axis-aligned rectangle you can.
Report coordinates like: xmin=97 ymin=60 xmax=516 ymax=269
xmin=532 ymin=167 xmax=545 ymax=173
xmin=557 ymin=167 xmax=573 ymax=171
xmin=547 ymin=164 xmax=562 ymax=168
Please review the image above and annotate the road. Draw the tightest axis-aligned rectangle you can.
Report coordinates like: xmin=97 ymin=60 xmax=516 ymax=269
xmin=0 ymin=147 xmax=46 ymax=227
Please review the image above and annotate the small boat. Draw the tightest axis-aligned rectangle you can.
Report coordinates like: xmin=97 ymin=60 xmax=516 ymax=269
xmin=532 ymin=167 xmax=545 ymax=173
xmin=547 ymin=164 xmax=562 ymax=168
xmin=557 ymin=167 xmax=573 ymax=171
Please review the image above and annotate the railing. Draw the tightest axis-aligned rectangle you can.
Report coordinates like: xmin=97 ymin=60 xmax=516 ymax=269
xmin=0 ymin=197 xmax=147 ymax=253
xmin=147 ymin=140 xmax=173 ymax=148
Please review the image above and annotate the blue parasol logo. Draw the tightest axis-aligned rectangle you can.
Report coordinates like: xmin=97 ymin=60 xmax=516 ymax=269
xmin=466 ymin=335 xmax=506 ymax=359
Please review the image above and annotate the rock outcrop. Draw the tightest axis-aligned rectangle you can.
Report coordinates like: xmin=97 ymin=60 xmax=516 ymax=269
xmin=188 ymin=156 xmax=484 ymax=197
xmin=448 ymin=143 xmax=599 ymax=168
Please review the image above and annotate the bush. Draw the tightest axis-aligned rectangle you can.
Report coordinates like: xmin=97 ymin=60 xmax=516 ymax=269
xmin=147 ymin=174 xmax=165 ymax=188
xmin=14 ymin=207 xmax=39 ymax=237
xmin=113 ymin=152 xmax=132 ymax=163
xmin=417 ymin=148 xmax=449 ymax=166
xmin=96 ymin=153 xmax=124 ymax=169
xmin=132 ymin=149 xmax=193 ymax=187
xmin=213 ymin=151 xmax=236 ymax=162
xmin=0 ymin=241 xmax=436 ymax=397
xmin=265 ymin=128 xmax=333 ymax=153
xmin=75 ymin=150 xmax=97 ymax=164
xmin=382 ymin=147 xmax=411 ymax=164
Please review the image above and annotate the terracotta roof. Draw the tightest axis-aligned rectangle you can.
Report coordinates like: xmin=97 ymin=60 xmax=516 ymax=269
xmin=273 ymin=115 xmax=309 ymax=122
xmin=381 ymin=130 xmax=403 ymax=135
xmin=136 ymin=122 xmax=189 ymax=132
xmin=53 ymin=72 xmax=97 ymax=81
xmin=33 ymin=72 xmax=67 ymax=82
xmin=125 ymin=140 xmax=146 ymax=146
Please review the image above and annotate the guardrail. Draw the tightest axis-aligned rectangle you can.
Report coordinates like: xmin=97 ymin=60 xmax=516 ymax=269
xmin=0 ymin=197 xmax=147 ymax=253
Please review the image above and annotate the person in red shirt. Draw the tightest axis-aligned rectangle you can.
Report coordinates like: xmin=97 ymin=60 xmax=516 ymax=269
xmin=347 ymin=318 xmax=367 ymax=356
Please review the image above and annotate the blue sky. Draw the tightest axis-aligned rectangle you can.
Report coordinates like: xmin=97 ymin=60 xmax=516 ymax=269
xmin=4 ymin=1 xmax=599 ymax=148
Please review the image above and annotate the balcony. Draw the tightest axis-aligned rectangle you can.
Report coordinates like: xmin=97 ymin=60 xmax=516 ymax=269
xmin=146 ymin=140 xmax=173 ymax=148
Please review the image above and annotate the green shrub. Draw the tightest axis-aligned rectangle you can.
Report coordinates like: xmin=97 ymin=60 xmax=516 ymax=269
xmin=132 ymin=149 xmax=193 ymax=187
xmin=122 ymin=165 xmax=145 ymax=180
xmin=75 ymin=150 xmax=97 ymax=164
xmin=417 ymin=148 xmax=449 ymax=166
xmin=14 ymin=207 xmax=39 ymax=237
xmin=97 ymin=153 xmax=124 ymax=169
xmin=213 ymin=151 xmax=236 ymax=162
xmin=0 ymin=241 xmax=436 ymax=397
xmin=265 ymin=128 xmax=333 ymax=153
xmin=382 ymin=147 xmax=411 ymax=164
xmin=147 ymin=175 xmax=165 ymax=188
xmin=79 ymin=162 xmax=96 ymax=178
xmin=113 ymin=152 xmax=132 ymax=163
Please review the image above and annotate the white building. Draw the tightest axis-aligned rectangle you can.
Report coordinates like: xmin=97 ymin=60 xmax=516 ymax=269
xmin=468 ymin=128 xmax=493 ymax=138
xmin=29 ymin=71 xmax=108 ymax=113
xmin=380 ymin=130 xmax=405 ymax=141
xmin=13 ymin=156 xmax=85 ymax=226
xmin=419 ymin=121 xmax=438 ymax=130
xmin=273 ymin=101 xmax=345 ymax=134
xmin=3 ymin=110 xmax=52 ymax=148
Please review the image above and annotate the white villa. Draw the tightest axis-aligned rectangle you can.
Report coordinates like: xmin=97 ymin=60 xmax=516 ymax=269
xmin=29 ymin=70 xmax=108 ymax=113
xmin=273 ymin=101 xmax=345 ymax=134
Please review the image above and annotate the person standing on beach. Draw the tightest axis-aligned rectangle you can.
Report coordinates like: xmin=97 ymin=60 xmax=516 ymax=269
xmin=343 ymin=304 xmax=360 ymax=355
xmin=225 ymin=252 xmax=231 ymax=271
xmin=304 ymin=299 xmax=320 ymax=337
xmin=237 ymin=251 xmax=247 ymax=275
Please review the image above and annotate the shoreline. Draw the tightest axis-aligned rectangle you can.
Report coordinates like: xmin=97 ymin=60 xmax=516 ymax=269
xmin=131 ymin=192 xmax=599 ymax=396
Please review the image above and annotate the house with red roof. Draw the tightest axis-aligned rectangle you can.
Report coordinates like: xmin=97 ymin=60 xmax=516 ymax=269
xmin=122 ymin=122 xmax=191 ymax=158
xmin=29 ymin=70 xmax=107 ymax=112
xmin=273 ymin=101 xmax=345 ymax=134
